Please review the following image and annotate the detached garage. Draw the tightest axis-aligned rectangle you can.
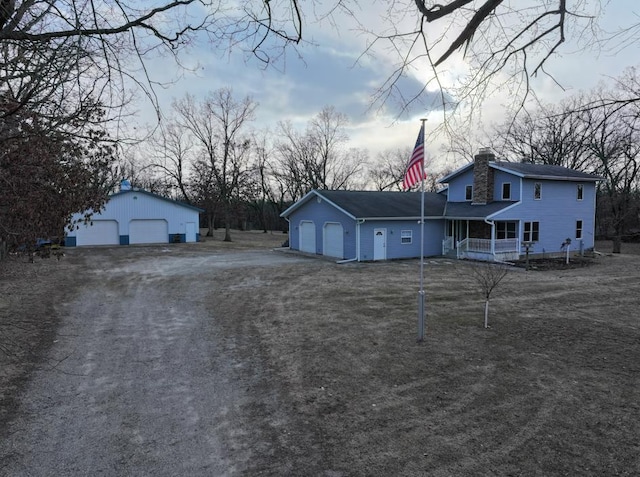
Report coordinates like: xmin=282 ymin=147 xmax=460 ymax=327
xmin=66 ymin=181 xmax=203 ymax=247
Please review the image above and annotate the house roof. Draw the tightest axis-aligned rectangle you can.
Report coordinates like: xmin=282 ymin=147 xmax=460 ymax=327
xmin=491 ymin=161 xmax=603 ymax=181
xmin=110 ymin=189 xmax=204 ymax=212
xmin=439 ymin=161 xmax=602 ymax=183
xmin=281 ymin=189 xmax=447 ymax=220
xmin=444 ymin=201 xmax=519 ymax=220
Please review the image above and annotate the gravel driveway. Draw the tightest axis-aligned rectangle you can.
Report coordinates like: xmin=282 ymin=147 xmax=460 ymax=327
xmin=1 ymin=246 xmax=310 ymax=476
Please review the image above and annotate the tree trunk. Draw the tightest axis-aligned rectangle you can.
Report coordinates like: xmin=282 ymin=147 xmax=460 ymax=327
xmin=223 ymin=208 xmax=232 ymax=242
xmin=612 ymin=235 xmax=622 ymax=254
xmin=484 ymin=300 xmax=490 ymax=328
xmin=206 ymin=212 xmax=214 ymax=237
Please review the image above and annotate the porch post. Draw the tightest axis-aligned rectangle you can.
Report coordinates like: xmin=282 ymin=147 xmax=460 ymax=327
xmin=491 ymin=222 xmax=495 ymax=255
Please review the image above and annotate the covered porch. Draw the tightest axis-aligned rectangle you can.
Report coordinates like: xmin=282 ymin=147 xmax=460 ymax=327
xmin=442 ymin=219 xmax=520 ymax=261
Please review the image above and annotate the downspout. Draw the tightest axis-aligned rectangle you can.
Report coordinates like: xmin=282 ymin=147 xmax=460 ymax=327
xmin=484 ymin=217 xmax=495 ymax=260
xmin=337 ymin=219 xmax=365 ymax=264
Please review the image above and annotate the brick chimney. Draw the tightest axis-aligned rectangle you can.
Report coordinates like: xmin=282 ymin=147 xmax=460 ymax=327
xmin=472 ymin=148 xmax=495 ymax=205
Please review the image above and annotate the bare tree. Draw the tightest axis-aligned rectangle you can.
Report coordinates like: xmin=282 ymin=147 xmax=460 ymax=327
xmin=4 ymin=1 xmax=640 ymax=130
xmin=173 ymin=89 xmax=257 ymax=242
xmin=586 ymin=99 xmax=640 ymax=253
xmin=464 ymin=261 xmax=510 ymax=329
xmin=494 ymin=96 xmax=595 ymax=171
xmin=369 ymin=147 xmax=412 ymax=191
xmin=274 ymin=106 xmax=367 ymax=200
xmin=148 ymin=122 xmax=195 ymax=202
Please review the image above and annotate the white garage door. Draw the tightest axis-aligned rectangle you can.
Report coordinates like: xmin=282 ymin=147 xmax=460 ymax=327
xmin=76 ymin=220 xmax=119 ymax=246
xmin=323 ymin=222 xmax=344 ymax=258
xmin=129 ymin=219 xmax=168 ymax=244
xmin=299 ymin=221 xmax=316 ymax=254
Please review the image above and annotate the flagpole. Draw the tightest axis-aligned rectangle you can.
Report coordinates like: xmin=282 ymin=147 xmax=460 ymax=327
xmin=417 ymin=118 xmax=427 ymax=342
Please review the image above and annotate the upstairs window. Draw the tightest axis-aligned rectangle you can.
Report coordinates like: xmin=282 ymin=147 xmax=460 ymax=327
xmin=534 ymin=182 xmax=541 ymax=200
xmin=401 ymin=230 xmax=412 ymax=244
xmin=502 ymin=183 xmax=511 ymax=200
xmin=577 ymin=184 xmax=584 ymax=201
xmin=524 ymin=221 xmax=540 ymax=242
xmin=576 ymin=220 xmax=583 ymax=239
xmin=465 ymin=185 xmax=473 ymax=201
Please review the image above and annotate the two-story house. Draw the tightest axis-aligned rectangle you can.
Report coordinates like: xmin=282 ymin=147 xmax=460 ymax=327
xmin=280 ymin=148 xmax=601 ymax=261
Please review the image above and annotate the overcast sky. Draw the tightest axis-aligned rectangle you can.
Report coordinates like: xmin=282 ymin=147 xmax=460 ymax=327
xmin=134 ymin=1 xmax=639 ymax=174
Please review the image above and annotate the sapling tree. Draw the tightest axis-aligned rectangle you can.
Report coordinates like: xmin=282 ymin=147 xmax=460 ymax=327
xmin=466 ymin=261 xmax=510 ymax=329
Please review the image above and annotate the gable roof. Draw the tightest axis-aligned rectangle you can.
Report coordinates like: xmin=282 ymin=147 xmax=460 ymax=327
xmin=491 ymin=161 xmax=602 ymax=181
xmin=110 ymin=189 xmax=204 ymax=212
xmin=281 ymin=190 xmax=447 ymax=220
xmin=439 ymin=161 xmax=602 ymax=183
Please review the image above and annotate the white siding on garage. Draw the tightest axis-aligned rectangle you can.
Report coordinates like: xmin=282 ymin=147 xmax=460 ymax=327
xmin=299 ymin=221 xmax=316 ymax=254
xmin=323 ymin=222 xmax=344 ymax=258
xmin=129 ymin=219 xmax=168 ymax=244
xmin=76 ymin=220 xmax=120 ymax=246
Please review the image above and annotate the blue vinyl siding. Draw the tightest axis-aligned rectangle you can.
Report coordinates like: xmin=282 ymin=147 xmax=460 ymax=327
xmin=447 ymin=168 xmax=475 ymax=202
xmin=493 ymin=179 xmax=597 ymax=253
xmin=358 ymin=220 xmax=444 ymax=261
xmin=288 ymin=198 xmax=355 ymax=258
xmin=492 ymin=170 xmax=521 ymax=201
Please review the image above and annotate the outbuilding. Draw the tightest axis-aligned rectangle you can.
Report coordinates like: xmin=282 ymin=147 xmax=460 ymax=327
xmin=66 ymin=182 xmax=202 ymax=246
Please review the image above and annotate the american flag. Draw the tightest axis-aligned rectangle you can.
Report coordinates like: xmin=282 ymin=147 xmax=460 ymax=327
xmin=402 ymin=123 xmax=426 ymax=190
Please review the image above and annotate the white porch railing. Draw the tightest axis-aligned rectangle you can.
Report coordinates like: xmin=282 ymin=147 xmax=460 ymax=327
xmin=457 ymin=238 xmax=519 ymax=261
xmin=442 ymin=236 xmax=454 ymax=255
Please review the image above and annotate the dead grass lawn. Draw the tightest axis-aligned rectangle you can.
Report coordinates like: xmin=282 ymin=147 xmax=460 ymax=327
xmin=1 ymin=234 xmax=639 ymax=475
xmin=211 ymin=237 xmax=640 ymax=475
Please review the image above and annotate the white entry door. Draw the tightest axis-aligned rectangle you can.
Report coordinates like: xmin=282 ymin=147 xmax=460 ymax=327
xmin=373 ymin=228 xmax=386 ymax=260
xmin=186 ymin=222 xmax=197 ymax=242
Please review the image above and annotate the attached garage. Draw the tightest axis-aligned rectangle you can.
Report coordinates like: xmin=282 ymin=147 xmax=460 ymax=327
xmin=66 ymin=182 xmax=203 ymax=247
xmin=129 ymin=219 xmax=168 ymax=244
xmin=75 ymin=220 xmax=120 ymax=246
xmin=299 ymin=221 xmax=316 ymax=254
xmin=323 ymin=222 xmax=344 ymax=258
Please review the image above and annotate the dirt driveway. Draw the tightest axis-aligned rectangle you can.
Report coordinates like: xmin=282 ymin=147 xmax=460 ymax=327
xmin=0 ymin=243 xmax=312 ymax=476
xmin=2 ymin=235 xmax=640 ymax=476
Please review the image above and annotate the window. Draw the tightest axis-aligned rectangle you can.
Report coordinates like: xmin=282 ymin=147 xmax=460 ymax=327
xmin=502 ymin=183 xmax=511 ymax=200
xmin=534 ymin=182 xmax=541 ymax=200
xmin=401 ymin=230 xmax=412 ymax=244
xmin=465 ymin=185 xmax=473 ymax=201
xmin=496 ymin=221 xmax=517 ymax=239
xmin=577 ymin=184 xmax=584 ymax=201
xmin=576 ymin=220 xmax=583 ymax=239
xmin=524 ymin=221 xmax=540 ymax=242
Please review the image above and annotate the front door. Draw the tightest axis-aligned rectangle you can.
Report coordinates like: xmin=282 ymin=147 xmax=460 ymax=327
xmin=373 ymin=228 xmax=386 ymax=261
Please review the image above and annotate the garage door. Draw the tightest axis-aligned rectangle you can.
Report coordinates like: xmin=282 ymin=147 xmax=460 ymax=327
xmin=299 ymin=221 xmax=316 ymax=254
xmin=76 ymin=220 xmax=119 ymax=246
xmin=129 ymin=219 xmax=168 ymax=244
xmin=323 ymin=222 xmax=344 ymax=258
